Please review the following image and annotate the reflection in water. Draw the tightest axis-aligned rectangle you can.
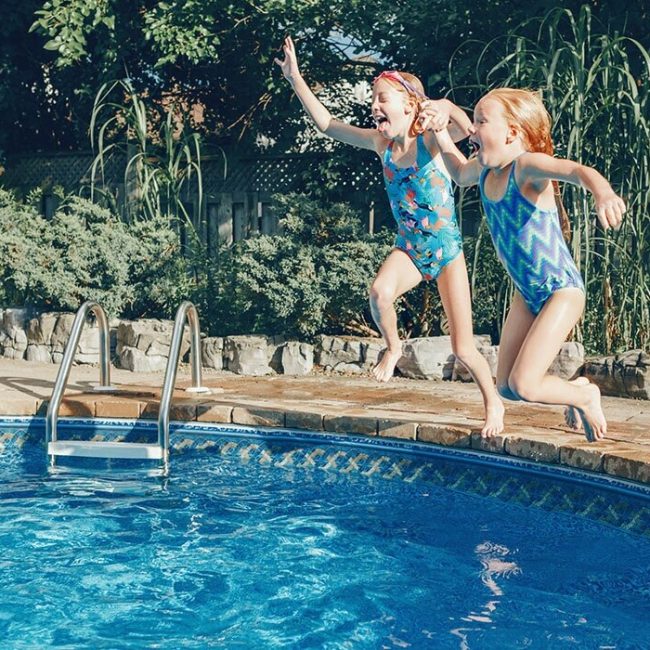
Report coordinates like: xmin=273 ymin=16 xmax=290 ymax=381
xmin=476 ymin=541 xmax=522 ymax=598
xmin=450 ymin=541 xmax=522 ymax=649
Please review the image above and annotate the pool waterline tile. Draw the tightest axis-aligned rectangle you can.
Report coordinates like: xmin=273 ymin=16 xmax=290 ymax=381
xmin=6 ymin=417 xmax=649 ymax=538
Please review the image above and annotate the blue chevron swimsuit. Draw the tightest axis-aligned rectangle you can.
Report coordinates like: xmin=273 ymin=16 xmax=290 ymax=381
xmin=479 ymin=162 xmax=584 ymax=315
xmin=383 ymin=135 xmax=462 ymax=281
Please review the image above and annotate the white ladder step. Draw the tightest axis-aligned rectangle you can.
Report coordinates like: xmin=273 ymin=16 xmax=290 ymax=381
xmin=48 ymin=440 xmax=164 ymax=460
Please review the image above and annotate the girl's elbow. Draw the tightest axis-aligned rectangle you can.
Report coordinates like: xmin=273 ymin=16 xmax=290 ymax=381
xmin=321 ymin=121 xmax=335 ymax=136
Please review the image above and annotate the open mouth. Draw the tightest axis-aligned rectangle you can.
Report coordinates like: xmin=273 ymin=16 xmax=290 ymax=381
xmin=469 ymin=139 xmax=481 ymax=156
xmin=374 ymin=116 xmax=389 ymax=128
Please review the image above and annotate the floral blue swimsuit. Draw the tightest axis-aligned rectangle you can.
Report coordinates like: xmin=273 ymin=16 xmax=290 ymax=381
xmin=479 ymin=162 xmax=584 ymax=315
xmin=382 ymin=134 xmax=463 ymax=281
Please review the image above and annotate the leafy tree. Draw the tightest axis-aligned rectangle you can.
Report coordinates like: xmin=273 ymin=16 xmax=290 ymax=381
xmin=13 ymin=0 xmax=648 ymax=159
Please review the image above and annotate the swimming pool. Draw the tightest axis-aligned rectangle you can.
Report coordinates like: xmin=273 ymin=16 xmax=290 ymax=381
xmin=1 ymin=417 xmax=649 ymax=648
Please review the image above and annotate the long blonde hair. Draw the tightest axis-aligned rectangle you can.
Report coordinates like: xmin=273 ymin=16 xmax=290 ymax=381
xmin=373 ymin=71 xmax=427 ymax=137
xmin=484 ymin=88 xmax=571 ymax=241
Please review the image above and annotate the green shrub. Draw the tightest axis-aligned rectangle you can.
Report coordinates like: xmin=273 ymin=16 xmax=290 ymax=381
xmin=0 ymin=190 xmax=194 ymax=318
xmin=206 ymin=194 xmax=392 ymax=339
xmin=123 ymin=217 xmax=198 ymax=318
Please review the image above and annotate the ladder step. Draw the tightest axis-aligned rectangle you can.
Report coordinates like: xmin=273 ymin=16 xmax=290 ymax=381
xmin=48 ymin=440 xmax=164 ymax=460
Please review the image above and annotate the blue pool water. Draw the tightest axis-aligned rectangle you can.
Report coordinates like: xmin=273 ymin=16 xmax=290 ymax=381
xmin=1 ymin=418 xmax=650 ymax=649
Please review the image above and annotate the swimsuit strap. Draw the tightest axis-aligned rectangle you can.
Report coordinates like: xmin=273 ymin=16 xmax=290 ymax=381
xmin=415 ymin=134 xmax=432 ymax=169
xmin=479 ymin=161 xmax=517 ymax=202
xmin=383 ymin=140 xmax=394 ymax=166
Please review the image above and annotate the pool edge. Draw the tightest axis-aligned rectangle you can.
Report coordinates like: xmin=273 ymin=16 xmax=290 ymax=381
xmin=4 ymin=415 xmax=650 ymax=502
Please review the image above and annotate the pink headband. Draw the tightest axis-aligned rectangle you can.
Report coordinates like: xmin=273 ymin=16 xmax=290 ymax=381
xmin=373 ymin=71 xmax=427 ymax=99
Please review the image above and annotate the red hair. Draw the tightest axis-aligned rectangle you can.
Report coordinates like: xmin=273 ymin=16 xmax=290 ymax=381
xmin=484 ymin=88 xmax=571 ymax=241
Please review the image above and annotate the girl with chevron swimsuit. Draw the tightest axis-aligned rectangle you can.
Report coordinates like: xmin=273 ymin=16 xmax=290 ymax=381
xmin=276 ymin=36 xmax=505 ymax=437
xmin=433 ymin=88 xmax=626 ymax=441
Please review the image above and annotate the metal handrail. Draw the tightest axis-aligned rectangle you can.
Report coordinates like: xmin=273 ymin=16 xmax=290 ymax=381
xmin=158 ymin=301 xmax=210 ymax=469
xmin=46 ymin=301 xmax=115 ymax=458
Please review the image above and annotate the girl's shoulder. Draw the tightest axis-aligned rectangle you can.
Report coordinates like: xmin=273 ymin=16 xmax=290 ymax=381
xmin=513 ymin=151 xmax=557 ymax=191
xmin=513 ymin=151 xmax=555 ymax=174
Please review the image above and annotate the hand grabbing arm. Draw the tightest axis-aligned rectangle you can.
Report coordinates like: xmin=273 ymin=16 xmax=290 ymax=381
xmin=419 ymin=99 xmax=472 ymax=142
xmin=431 ymin=127 xmax=481 ymax=187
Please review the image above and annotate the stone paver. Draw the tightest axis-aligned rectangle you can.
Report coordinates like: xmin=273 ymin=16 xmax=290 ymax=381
xmin=1 ymin=358 xmax=650 ymax=486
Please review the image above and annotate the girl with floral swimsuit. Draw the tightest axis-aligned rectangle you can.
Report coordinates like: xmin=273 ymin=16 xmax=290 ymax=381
xmin=276 ymin=36 xmax=504 ymax=437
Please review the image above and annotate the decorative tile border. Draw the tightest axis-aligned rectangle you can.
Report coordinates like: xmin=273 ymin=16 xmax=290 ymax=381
xmin=1 ymin=416 xmax=648 ymax=538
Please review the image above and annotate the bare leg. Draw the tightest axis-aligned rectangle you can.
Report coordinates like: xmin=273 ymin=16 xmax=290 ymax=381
xmin=437 ymin=254 xmax=504 ymax=437
xmin=495 ymin=292 xmax=536 ymax=402
xmin=507 ymin=289 xmax=606 ymax=441
xmin=369 ymin=249 xmax=422 ymax=382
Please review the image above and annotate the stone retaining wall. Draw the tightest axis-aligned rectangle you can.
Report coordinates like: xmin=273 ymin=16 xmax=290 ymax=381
xmin=583 ymin=350 xmax=650 ymax=400
xmin=1 ymin=307 xmax=648 ymax=399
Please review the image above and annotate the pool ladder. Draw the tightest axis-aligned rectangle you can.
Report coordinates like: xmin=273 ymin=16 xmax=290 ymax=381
xmin=46 ymin=300 xmax=210 ymax=471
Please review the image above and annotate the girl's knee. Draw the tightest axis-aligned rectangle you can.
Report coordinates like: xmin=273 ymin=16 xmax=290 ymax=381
xmin=369 ymin=283 xmax=395 ymax=309
xmin=507 ymin=372 xmax=537 ymax=402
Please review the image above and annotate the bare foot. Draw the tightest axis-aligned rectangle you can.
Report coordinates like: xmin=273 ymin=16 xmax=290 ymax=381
xmin=577 ymin=383 xmax=607 ymax=442
xmin=564 ymin=377 xmax=590 ymax=431
xmin=372 ymin=348 xmax=402 ymax=382
xmin=481 ymin=399 xmax=505 ymax=438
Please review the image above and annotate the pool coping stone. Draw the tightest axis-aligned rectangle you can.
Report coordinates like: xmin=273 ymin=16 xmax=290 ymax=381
xmin=1 ymin=359 xmax=650 ymax=487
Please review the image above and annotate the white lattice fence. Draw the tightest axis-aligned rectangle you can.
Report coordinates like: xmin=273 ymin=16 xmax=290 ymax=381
xmin=2 ymin=150 xmax=383 ymax=250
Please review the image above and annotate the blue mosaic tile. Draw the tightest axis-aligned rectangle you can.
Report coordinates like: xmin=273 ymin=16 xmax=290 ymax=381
xmin=2 ymin=416 xmax=649 ymax=538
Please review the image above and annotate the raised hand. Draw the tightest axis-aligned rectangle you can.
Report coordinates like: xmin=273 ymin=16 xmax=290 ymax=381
xmin=274 ymin=36 xmax=300 ymax=83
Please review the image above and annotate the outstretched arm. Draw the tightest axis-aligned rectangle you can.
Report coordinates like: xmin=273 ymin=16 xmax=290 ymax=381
xmin=430 ymin=127 xmax=481 ymax=187
xmin=517 ymin=152 xmax=626 ymax=230
xmin=275 ymin=36 xmax=381 ymax=152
